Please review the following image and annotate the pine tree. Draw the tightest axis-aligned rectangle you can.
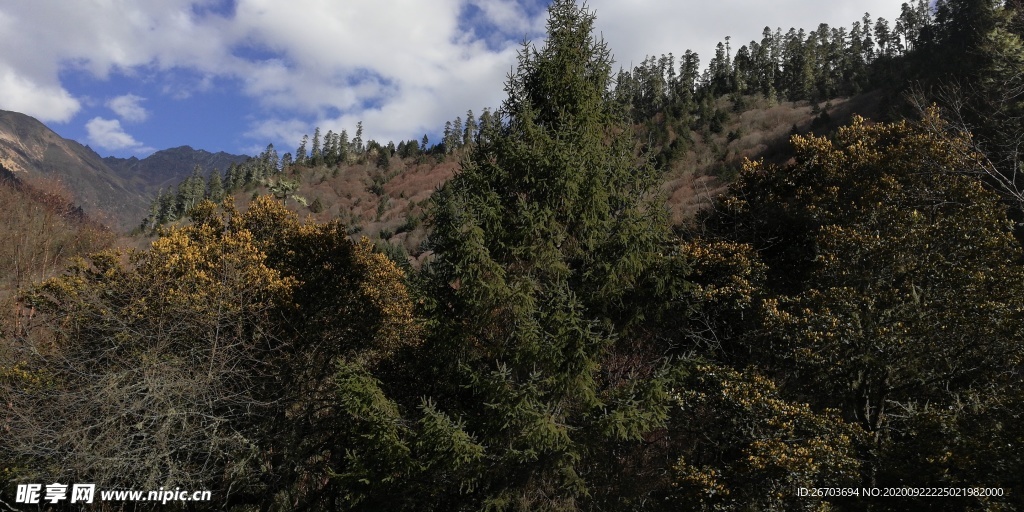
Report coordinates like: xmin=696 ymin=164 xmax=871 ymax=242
xmin=422 ymin=1 xmax=675 ymax=507
xmin=174 ymin=165 xmax=205 ymax=216
xmin=451 ymin=116 xmax=463 ymax=149
xmin=206 ymin=170 xmax=224 ymax=203
xmin=463 ymin=110 xmax=477 ymax=148
xmin=441 ymin=121 xmax=453 ymax=153
xmin=476 ymin=109 xmax=492 ymax=145
xmin=296 ymin=135 xmax=309 ymax=165
xmin=354 ymin=121 xmax=364 ymax=154
xmin=259 ymin=144 xmax=279 ymax=177
xmin=311 ymin=127 xmax=322 ymax=166
xmin=142 ymin=189 xmax=163 ymax=230
xmin=338 ymin=129 xmax=350 ymax=163
xmin=323 ymin=130 xmax=336 ymax=166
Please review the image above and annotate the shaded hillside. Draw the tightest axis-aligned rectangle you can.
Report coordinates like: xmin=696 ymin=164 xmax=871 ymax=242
xmin=104 ymin=146 xmax=249 ymax=196
xmin=0 ymin=110 xmax=148 ymax=228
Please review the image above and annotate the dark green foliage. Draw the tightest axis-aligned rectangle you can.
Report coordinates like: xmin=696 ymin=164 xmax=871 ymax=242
xmin=419 ymin=2 xmax=680 ymax=508
xmin=376 ymin=147 xmax=391 ymax=170
xmin=354 ymin=121 xmax=364 ymax=154
xmin=206 ymin=169 xmax=224 ymax=203
xmin=311 ymin=127 xmax=322 ymax=166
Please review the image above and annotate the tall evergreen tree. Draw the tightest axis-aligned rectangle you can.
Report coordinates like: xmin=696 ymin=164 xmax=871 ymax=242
xmin=421 ymin=1 xmax=676 ymax=508
xmin=296 ymin=135 xmax=309 ymax=165
xmin=452 ymin=116 xmax=463 ymax=149
xmin=323 ymin=130 xmax=336 ymax=166
xmin=464 ymin=110 xmax=477 ymax=147
xmin=442 ymin=121 xmax=453 ymax=153
xmin=206 ymin=169 xmax=224 ymax=203
xmin=175 ymin=165 xmax=206 ymax=216
xmin=338 ymin=129 xmax=350 ymax=163
xmin=311 ymin=127 xmax=322 ymax=166
xmin=354 ymin=122 xmax=364 ymax=154
xmin=259 ymin=143 xmax=279 ymax=176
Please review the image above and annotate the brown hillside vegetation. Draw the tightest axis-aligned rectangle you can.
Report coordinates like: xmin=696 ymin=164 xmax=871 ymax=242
xmin=201 ymin=91 xmax=887 ymax=268
xmin=0 ymin=165 xmax=114 ymax=336
xmin=658 ymin=91 xmax=886 ymax=224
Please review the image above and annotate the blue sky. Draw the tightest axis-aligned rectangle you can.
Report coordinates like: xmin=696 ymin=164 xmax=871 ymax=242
xmin=0 ymin=0 xmax=905 ymax=158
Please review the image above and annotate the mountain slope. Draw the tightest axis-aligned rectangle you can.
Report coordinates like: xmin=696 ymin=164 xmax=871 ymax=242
xmin=0 ymin=110 xmax=148 ymax=228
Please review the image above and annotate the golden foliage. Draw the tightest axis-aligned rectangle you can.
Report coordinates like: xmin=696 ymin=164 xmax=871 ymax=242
xmin=352 ymin=237 xmax=419 ymax=363
xmin=5 ymin=195 xmax=422 ymax=497
xmin=668 ymin=364 xmax=861 ymax=511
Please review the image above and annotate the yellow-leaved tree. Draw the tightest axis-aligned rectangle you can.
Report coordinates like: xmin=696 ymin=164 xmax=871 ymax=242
xmin=711 ymin=109 xmax=1024 ymax=507
xmin=1 ymin=196 xmax=420 ymax=509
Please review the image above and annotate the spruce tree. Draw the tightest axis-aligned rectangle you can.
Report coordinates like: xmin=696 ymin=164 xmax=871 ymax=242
xmin=338 ymin=129 xmax=350 ymax=163
xmin=206 ymin=170 xmax=224 ymax=203
xmin=354 ymin=121 xmax=364 ymax=154
xmin=442 ymin=121 xmax=453 ymax=153
xmin=422 ymin=1 xmax=674 ymax=508
xmin=311 ymin=127 xmax=322 ymax=166
xmin=296 ymin=135 xmax=308 ymax=165
xmin=451 ymin=116 xmax=463 ymax=149
xmin=463 ymin=110 xmax=477 ymax=147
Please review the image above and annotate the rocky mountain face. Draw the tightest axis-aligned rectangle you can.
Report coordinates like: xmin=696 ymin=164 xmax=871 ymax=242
xmin=0 ymin=109 xmax=249 ymax=230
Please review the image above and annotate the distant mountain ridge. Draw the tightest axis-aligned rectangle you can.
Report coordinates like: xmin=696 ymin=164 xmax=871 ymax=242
xmin=104 ymin=146 xmax=250 ymax=197
xmin=0 ymin=109 xmax=249 ymax=230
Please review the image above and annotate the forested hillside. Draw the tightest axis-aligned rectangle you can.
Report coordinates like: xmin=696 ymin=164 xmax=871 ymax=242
xmin=3 ymin=0 xmax=1024 ymax=510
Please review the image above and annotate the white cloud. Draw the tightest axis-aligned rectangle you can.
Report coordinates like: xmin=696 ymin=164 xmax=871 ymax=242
xmin=85 ymin=117 xmax=150 ymax=153
xmin=0 ymin=0 xmax=912 ymax=149
xmin=244 ymin=117 xmax=311 ymax=151
xmin=467 ymin=0 xmax=547 ymax=39
xmin=107 ymin=94 xmax=148 ymax=122
xmin=0 ymin=65 xmax=80 ymax=122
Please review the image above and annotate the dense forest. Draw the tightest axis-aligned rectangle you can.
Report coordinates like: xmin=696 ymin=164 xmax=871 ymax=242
xmin=4 ymin=0 xmax=1024 ymax=510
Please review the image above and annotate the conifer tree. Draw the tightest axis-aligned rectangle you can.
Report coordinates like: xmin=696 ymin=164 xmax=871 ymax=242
xmin=296 ymin=135 xmax=309 ymax=165
xmin=260 ymin=143 xmax=278 ymax=171
xmin=311 ymin=127 xmax=322 ymax=166
xmin=175 ymin=165 xmax=205 ymax=216
xmin=422 ymin=1 xmax=675 ymax=507
xmin=338 ymin=129 xmax=350 ymax=163
xmin=452 ymin=116 xmax=463 ymax=149
xmin=142 ymin=190 xmax=161 ymax=231
xmin=354 ymin=122 xmax=364 ymax=154
xmin=463 ymin=110 xmax=477 ymax=147
xmin=475 ymin=110 xmax=492 ymax=145
xmin=442 ymin=121 xmax=453 ymax=153
xmin=206 ymin=170 xmax=224 ymax=203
